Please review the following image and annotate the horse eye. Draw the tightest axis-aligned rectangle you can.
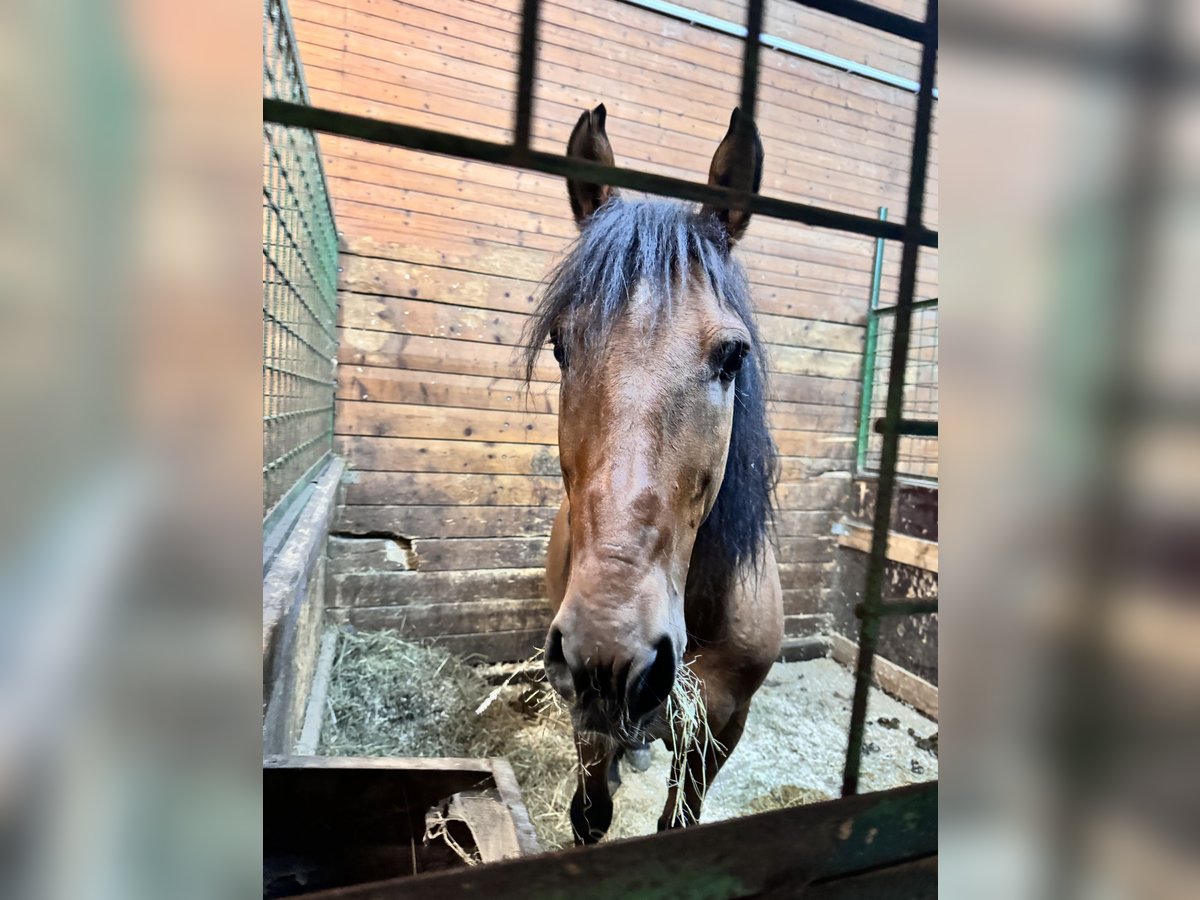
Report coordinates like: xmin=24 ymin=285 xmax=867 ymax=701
xmin=715 ymin=340 xmax=748 ymax=383
xmin=550 ymin=333 xmax=568 ymax=369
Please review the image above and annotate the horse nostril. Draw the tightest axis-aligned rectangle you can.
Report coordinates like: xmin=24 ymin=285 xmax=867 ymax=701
xmin=627 ymin=636 xmax=677 ymax=721
xmin=545 ymin=626 xmax=566 ymax=669
xmin=544 ymin=626 xmax=576 ymax=700
xmin=544 ymin=628 xmax=566 ymax=681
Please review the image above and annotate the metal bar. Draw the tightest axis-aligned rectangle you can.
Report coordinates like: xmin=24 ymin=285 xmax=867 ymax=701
xmin=618 ymin=0 xmax=938 ymax=96
xmin=789 ymin=0 xmax=929 ymax=43
xmin=843 ymin=0 xmax=938 ymax=798
xmin=856 ymin=206 xmax=887 ymax=473
xmin=874 ymin=297 xmax=938 ymax=316
xmin=739 ymin=0 xmax=765 ymax=119
xmin=513 ymin=0 xmax=542 ymax=150
xmin=874 ymin=418 xmax=938 ymax=438
xmin=263 ymin=98 xmax=938 ymax=248
xmin=262 ymin=451 xmax=333 ymax=565
xmin=856 ymin=599 xmax=938 ymax=618
xmin=263 ymin=405 xmax=336 ymax=425
xmin=263 ymin=362 xmax=335 ymax=388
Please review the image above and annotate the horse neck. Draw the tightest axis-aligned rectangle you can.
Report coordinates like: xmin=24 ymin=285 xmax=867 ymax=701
xmin=682 ymin=522 xmax=743 ymax=643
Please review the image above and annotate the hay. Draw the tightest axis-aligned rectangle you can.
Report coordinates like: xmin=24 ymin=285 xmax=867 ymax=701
xmin=319 ymin=630 xmax=735 ymax=850
xmin=319 ymin=629 xmax=580 ymax=849
xmin=661 ymin=659 xmax=722 ymax=826
xmin=743 ymin=784 xmax=834 ymax=814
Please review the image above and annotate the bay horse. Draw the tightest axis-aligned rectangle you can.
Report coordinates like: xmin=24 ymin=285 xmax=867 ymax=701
xmin=522 ymin=104 xmax=783 ymax=844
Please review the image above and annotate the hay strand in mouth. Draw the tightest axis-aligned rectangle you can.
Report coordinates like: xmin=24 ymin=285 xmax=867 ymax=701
xmin=663 ymin=657 xmax=723 ymax=826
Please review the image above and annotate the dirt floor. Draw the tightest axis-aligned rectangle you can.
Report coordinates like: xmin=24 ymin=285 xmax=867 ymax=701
xmin=315 ymin=632 xmax=938 ymax=850
xmin=605 ymin=658 xmax=938 ymax=839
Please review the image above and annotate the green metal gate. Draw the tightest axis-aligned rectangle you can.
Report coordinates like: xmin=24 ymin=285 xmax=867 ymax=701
xmin=261 ymin=0 xmax=339 ymax=520
xmin=857 ymin=207 xmax=939 ymax=482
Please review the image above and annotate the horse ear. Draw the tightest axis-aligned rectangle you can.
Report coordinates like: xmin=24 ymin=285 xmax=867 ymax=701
xmin=566 ymin=104 xmax=616 ymax=226
xmin=702 ymin=108 xmax=764 ymax=245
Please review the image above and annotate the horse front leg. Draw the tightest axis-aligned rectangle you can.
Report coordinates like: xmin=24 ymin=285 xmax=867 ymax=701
xmin=657 ymin=702 xmax=750 ymax=830
xmin=570 ymin=731 xmax=617 ymax=845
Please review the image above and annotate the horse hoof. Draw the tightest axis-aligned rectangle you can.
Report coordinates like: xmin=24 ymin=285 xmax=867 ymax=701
xmin=607 ymin=756 xmax=623 ymax=795
xmin=626 ymin=743 xmax=652 ymax=773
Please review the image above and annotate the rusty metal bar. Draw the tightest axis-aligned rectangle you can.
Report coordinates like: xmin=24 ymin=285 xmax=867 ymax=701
xmin=856 ymin=599 xmax=939 ymax=618
xmin=262 ymin=98 xmax=938 ymax=248
xmin=513 ymin=0 xmax=542 ymax=151
xmin=874 ymin=418 xmax=938 ymax=438
xmin=790 ymin=0 xmax=929 ymax=43
xmin=842 ymin=0 xmax=939 ymax=797
xmin=739 ymin=0 xmax=765 ymax=119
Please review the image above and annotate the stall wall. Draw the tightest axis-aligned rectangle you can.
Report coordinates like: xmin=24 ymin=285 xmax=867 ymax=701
xmin=290 ymin=0 xmax=939 ymax=660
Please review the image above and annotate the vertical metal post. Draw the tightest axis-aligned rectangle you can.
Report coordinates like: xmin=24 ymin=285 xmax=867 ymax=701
xmin=514 ymin=0 xmax=542 ymax=152
xmin=842 ymin=0 xmax=938 ymax=797
xmin=856 ymin=206 xmax=888 ymax=473
xmin=740 ymin=0 xmax=765 ymax=119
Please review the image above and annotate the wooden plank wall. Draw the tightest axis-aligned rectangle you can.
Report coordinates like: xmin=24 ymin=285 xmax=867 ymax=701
xmin=290 ymin=0 xmax=940 ymax=660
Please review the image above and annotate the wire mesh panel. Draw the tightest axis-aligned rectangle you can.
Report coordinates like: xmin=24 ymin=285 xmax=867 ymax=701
xmin=262 ymin=0 xmax=339 ymax=518
xmin=861 ymin=301 xmax=939 ymax=481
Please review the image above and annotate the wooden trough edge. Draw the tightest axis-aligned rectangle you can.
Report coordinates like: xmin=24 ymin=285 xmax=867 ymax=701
xmin=827 ymin=633 xmax=939 ymax=721
xmin=265 ymin=754 xmax=541 ymax=858
xmin=297 ymin=780 xmax=937 ymax=899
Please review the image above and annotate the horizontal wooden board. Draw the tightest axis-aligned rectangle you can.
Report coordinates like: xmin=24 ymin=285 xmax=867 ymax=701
xmin=343 ymin=471 xmax=564 ymax=507
xmin=328 ymin=566 xmax=546 ymax=606
xmin=333 ymin=597 xmax=553 ymax=634
xmin=785 ymin=613 xmax=830 ymax=638
xmin=338 ymin=367 xmax=556 ymax=415
xmin=836 ymin=519 xmax=939 ymax=573
xmin=336 ymin=399 xmax=557 ymax=445
xmin=782 ymin=586 xmax=827 ymax=617
xmin=335 ymin=435 xmax=560 ymax=475
xmin=335 ymin=504 xmax=559 ymax=538
xmin=775 ymin=536 xmax=837 ymax=565
xmin=326 ymin=535 xmax=414 ymax=575
xmin=324 ymin=614 xmax=546 ymax=662
xmin=337 ymin=328 xmax=557 ymax=381
xmin=412 ymin=537 xmax=549 ymax=571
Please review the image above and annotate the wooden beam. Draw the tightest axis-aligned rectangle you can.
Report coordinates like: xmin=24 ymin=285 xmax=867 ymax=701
xmin=836 ymin=518 xmax=939 ymax=573
xmin=828 ymin=633 xmax=939 ymax=720
xmin=297 ymin=781 xmax=936 ymax=898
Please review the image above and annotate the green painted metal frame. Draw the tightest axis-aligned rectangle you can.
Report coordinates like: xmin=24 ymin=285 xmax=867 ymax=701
xmin=856 ymin=206 xmax=888 ymax=473
xmin=262 ymin=0 xmax=340 ymax=519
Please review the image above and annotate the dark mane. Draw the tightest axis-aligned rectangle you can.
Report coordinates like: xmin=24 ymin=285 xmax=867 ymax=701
xmin=521 ymin=199 xmax=777 ymax=609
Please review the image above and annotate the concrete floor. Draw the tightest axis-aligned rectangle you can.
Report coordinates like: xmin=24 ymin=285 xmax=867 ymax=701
xmin=604 ymin=657 xmax=938 ymax=840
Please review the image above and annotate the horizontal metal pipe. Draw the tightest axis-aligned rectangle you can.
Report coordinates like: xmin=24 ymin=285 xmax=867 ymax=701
xmin=873 ymin=418 xmax=939 ymax=437
xmin=263 ymin=98 xmax=939 ymax=248
xmin=874 ymin=297 xmax=939 ymax=315
xmin=855 ymin=599 xmax=939 ymax=618
xmin=790 ymin=0 xmax=930 ymax=44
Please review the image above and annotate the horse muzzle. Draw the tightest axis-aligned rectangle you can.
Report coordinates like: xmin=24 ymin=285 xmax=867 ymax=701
xmin=544 ymin=628 xmax=678 ymax=738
